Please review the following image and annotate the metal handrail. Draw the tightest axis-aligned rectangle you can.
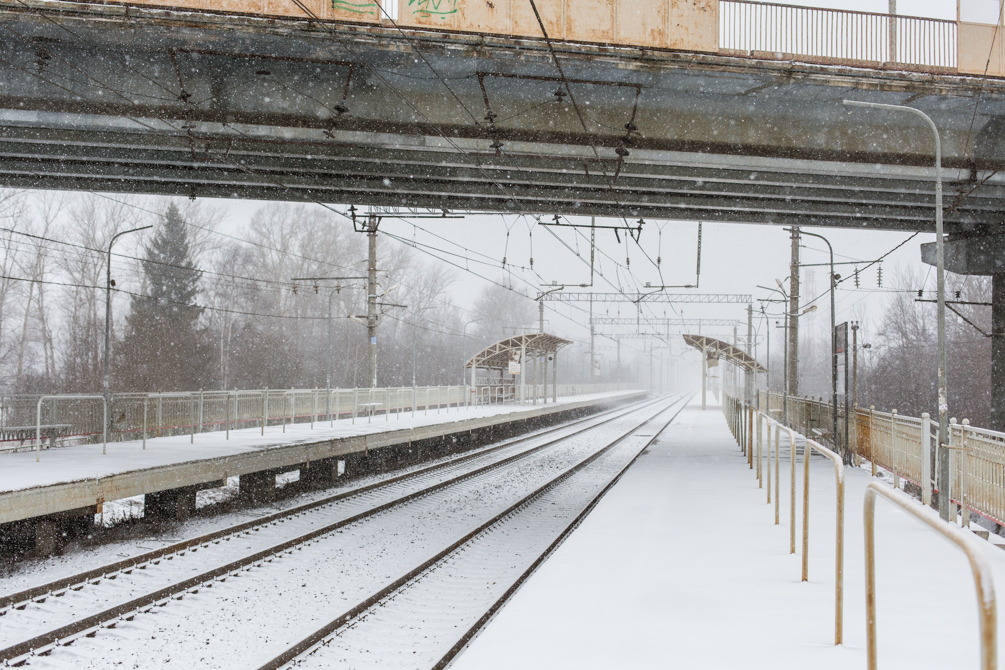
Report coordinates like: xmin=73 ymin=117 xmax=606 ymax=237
xmin=762 ymin=411 xmax=798 ymax=552
xmin=802 ymin=436 xmax=845 ymax=645
xmin=752 ymin=403 xmax=844 ymax=644
xmin=36 ymin=395 xmax=106 ymax=461
xmin=864 ymin=482 xmax=997 ymax=670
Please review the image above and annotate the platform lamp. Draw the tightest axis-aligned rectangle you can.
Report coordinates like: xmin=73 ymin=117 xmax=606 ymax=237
xmin=843 ymin=99 xmax=949 ymax=519
xmin=104 ymin=224 xmax=152 ymax=428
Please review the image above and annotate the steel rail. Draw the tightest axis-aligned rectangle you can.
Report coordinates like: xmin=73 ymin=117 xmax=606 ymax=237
xmin=431 ymin=393 xmax=694 ymax=670
xmin=0 ymin=395 xmax=672 ymax=664
xmin=0 ymin=395 xmax=655 ymax=612
xmin=864 ymin=482 xmax=997 ymax=670
xmin=253 ymin=393 xmax=691 ymax=670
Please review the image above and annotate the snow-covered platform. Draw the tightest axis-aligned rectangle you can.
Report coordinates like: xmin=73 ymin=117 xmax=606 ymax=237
xmin=455 ymin=398 xmax=1005 ymax=670
xmin=0 ymin=391 xmax=645 ymax=528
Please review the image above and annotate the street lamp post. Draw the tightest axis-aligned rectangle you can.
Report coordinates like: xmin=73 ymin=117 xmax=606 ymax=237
xmin=844 ymin=99 xmax=949 ymax=518
xmin=797 ymin=229 xmax=843 ymax=464
xmin=104 ymin=225 xmax=152 ymax=420
xmin=759 ymin=283 xmax=790 ymax=421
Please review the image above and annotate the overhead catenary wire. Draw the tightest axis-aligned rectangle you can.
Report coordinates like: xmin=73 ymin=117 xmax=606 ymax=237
xmin=2 ymin=2 xmax=669 ymax=346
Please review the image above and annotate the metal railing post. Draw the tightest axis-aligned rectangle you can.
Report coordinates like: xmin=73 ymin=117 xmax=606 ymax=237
xmin=748 ymin=404 xmax=754 ymax=468
xmin=757 ymin=411 xmax=764 ymax=486
xmin=774 ymin=421 xmax=780 ymax=523
xmin=922 ymin=412 xmax=932 ymax=505
xmin=789 ymin=425 xmax=797 ymax=553
xmin=864 ymin=482 xmax=996 ymax=670
xmin=962 ymin=419 xmax=971 ymax=528
xmin=892 ymin=409 xmax=900 ymax=489
xmin=801 ymin=437 xmax=845 ymax=645
xmin=870 ymin=405 xmax=877 ymax=477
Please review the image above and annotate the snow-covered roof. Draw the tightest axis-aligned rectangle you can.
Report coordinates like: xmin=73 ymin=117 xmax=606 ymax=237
xmin=465 ymin=333 xmax=572 ymax=371
xmin=682 ymin=334 xmax=766 ymax=373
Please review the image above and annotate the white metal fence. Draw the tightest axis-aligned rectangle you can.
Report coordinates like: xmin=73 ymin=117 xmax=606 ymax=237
xmin=720 ymin=0 xmax=957 ymax=72
xmin=0 ymin=383 xmax=634 ymax=454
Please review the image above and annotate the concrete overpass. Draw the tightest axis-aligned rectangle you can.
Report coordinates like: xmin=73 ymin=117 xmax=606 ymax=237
xmin=0 ymin=0 xmax=1003 ymax=233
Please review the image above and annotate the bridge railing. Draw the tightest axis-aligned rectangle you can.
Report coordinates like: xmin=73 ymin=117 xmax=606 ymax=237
xmin=0 ymin=382 xmax=635 ymax=452
xmin=720 ymin=0 xmax=957 ymax=72
xmin=36 ymin=0 xmax=999 ymax=77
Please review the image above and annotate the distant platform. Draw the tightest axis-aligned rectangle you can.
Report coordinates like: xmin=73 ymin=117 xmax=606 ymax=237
xmin=0 ymin=391 xmax=645 ymax=528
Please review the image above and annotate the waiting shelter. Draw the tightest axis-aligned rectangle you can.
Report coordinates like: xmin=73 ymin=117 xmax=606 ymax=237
xmin=466 ymin=333 xmax=572 ymax=405
xmin=683 ymin=334 xmax=766 ymax=410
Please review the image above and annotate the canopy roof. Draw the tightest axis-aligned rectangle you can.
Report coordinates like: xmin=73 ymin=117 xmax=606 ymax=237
xmin=683 ymin=334 xmax=766 ymax=373
xmin=466 ymin=333 xmax=572 ymax=371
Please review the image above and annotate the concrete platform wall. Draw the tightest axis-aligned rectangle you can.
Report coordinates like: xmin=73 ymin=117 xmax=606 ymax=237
xmin=0 ymin=393 xmax=645 ymax=555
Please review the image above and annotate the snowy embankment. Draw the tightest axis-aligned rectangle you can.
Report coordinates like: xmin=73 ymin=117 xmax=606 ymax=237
xmin=455 ymin=397 xmax=1003 ymax=670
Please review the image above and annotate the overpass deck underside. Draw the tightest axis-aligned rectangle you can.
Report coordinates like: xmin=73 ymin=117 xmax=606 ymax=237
xmin=1 ymin=0 xmax=1004 ymax=232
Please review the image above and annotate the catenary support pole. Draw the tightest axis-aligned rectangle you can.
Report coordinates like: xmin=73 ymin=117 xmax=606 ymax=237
xmin=789 ymin=227 xmax=801 ymax=397
xmin=994 ymin=274 xmax=1005 ymax=432
xmin=367 ymin=214 xmax=379 ymax=388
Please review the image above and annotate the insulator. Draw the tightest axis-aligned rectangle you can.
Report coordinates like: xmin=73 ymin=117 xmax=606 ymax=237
xmin=854 ymin=266 xmax=860 ymax=288
xmin=877 ymin=266 xmax=883 ymax=288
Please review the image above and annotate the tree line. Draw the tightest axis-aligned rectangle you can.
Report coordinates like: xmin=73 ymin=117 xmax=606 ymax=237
xmin=0 ymin=191 xmax=546 ymax=396
xmin=762 ymin=267 xmax=995 ymax=430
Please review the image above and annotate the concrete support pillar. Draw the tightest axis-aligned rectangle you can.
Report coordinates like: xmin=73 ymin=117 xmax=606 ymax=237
xmin=519 ymin=345 xmax=526 ymax=404
xmin=701 ymin=354 xmax=707 ymax=410
xmin=552 ymin=352 xmax=558 ymax=403
xmin=300 ymin=458 xmax=338 ymax=489
xmin=542 ymin=355 xmax=548 ymax=403
xmin=145 ymin=486 xmax=198 ymax=521
xmin=34 ymin=519 xmax=61 ymax=556
xmin=531 ymin=353 xmax=538 ymax=405
xmin=239 ymin=470 xmax=276 ymax=505
xmin=993 ymin=273 xmax=1005 ymax=431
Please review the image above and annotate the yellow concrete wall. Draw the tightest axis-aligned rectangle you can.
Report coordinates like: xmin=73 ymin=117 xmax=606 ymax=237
xmin=398 ymin=0 xmax=719 ymax=53
xmin=959 ymin=21 xmax=1005 ymax=76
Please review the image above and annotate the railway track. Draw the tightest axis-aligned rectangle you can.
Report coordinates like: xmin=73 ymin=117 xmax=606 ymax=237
xmin=0 ymin=393 xmax=689 ymax=669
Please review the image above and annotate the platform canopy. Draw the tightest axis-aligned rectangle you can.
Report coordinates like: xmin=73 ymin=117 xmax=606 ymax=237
xmin=683 ymin=334 xmax=766 ymax=373
xmin=466 ymin=333 xmax=572 ymax=371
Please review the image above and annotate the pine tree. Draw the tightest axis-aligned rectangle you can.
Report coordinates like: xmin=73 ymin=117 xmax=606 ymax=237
xmin=116 ymin=204 xmax=213 ymax=391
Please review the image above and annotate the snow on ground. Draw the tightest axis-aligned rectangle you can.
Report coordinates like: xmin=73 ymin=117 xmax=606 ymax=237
xmin=0 ymin=392 xmax=636 ymax=493
xmin=455 ymin=397 xmax=1003 ymax=669
xmin=0 ymin=434 xmax=520 ymax=591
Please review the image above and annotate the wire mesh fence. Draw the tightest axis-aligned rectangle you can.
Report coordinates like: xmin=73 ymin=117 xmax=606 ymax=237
xmin=0 ymin=383 xmax=633 ymax=453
